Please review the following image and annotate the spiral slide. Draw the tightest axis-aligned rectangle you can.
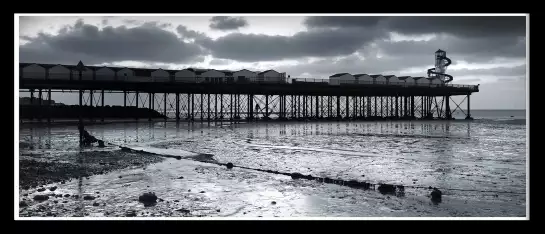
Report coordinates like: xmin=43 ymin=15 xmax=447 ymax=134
xmin=427 ymin=55 xmax=453 ymax=83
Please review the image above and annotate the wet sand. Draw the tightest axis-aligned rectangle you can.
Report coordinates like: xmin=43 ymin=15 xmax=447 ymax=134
xmin=18 ymin=120 xmax=527 ymax=218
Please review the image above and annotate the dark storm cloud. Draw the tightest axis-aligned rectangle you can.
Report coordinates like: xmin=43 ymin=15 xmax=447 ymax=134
xmin=304 ymin=16 xmax=388 ymax=28
xmin=20 ymin=20 xmax=204 ymax=65
xmin=304 ymin=16 xmax=526 ymax=38
xmin=176 ymin=25 xmax=207 ymax=40
xmin=209 ymin=16 xmax=248 ymax=31
xmin=199 ymin=27 xmax=386 ymax=61
xmin=375 ymin=35 xmax=525 ymax=63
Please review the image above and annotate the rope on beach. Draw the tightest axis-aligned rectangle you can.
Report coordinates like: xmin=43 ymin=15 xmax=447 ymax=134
xmin=103 ymin=139 xmax=526 ymax=196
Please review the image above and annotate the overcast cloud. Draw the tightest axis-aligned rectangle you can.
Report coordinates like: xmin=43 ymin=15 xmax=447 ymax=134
xmin=18 ymin=15 xmax=527 ymax=109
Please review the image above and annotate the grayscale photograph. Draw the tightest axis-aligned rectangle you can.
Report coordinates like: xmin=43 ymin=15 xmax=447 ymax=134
xmin=15 ymin=14 xmax=528 ymax=219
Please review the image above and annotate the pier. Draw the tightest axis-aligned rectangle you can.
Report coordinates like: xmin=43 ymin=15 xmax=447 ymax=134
xmin=19 ymin=76 xmax=478 ymax=122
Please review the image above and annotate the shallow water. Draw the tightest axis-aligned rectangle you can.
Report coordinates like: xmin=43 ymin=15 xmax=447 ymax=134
xmin=18 ymin=119 xmax=527 ymax=217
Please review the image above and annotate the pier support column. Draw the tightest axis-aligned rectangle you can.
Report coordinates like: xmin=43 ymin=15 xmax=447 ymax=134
xmin=395 ymin=95 xmax=399 ymax=119
xmin=135 ymin=91 xmax=139 ymax=121
xmin=148 ymin=93 xmax=153 ymax=122
xmin=265 ymin=95 xmax=269 ymax=118
xmin=200 ymin=94 xmax=204 ymax=121
xmin=190 ymin=94 xmax=194 ymax=120
xmin=230 ymin=94 xmax=233 ymax=120
xmin=101 ymin=89 xmax=105 ymax=122
xmin=38 ymin=89 xmax=42 ymax=121
xmin=220 ymin=94 xmax=224 ymax=119
xmin=123 ymin=91 xmax=126 ymax=108
xmin=214 ymin=94 xmax=218 ymax=120
xmin=380 ymin=96 xmax=383 ymax=118
xmin=316 ymin=96 xmax=319 ymax=119
xmin=89 ymin=90 xmax=93 ymax=121
xmin=30 ymin=89 xmax=34 ymax=119
xmin=207 ymin=94 xmax=211 ymax=121
xmin=249 ymin=94 xmax=254 ymax=121
xmin=345 ymin=96 xmax=349 ymax=119
xmin=78 ymin=89 xmax=83 ymax=123
xmin=163 ymin=93 xmax=167 ymax=120
xmin=445 ymin=95 xmax=451 ymax=119
xmin=411 ymin=96 xmax=415 ymax=118
xmin=336 ymin=96 xmax=341 ymax=118
xmin=176 ymin=93 xmax=180 ymax=121
xmin=47 ymin=89 xmax=51 ymax=123
xmin=466 ymin=94 xmax=472 ymax=120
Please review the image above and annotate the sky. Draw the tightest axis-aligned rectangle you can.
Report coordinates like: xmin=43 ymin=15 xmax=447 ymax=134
xmin=17 ymin=14 xmax=527 ymax=109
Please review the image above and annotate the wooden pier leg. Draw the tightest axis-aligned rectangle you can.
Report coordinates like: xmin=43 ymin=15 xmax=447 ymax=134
xmin=38 ymin=89 xmax=42 ymax=121
xmin=336 ymin=96 xmax=341 ymax=118
xmin=200 ymin=94 xmax=203 ymax=121
xmin=164 ymin=93 xmax=167 ymax=120
xmin=176 ymin=93 xmax=180 ymax=121
xmin=215 ymin=94 xmax=218 ymax=120
xmin=411 ymin=96 xmax=415 ymax=118
xmin=148 ymin=93 xmax=152 ymax=122
xmin=101 ymin=89 xmax=104 ymax=122
xmin=47 ymin=89 xmax=51 ymax=123
xmin=135 ymin=91 xmax=139 ymax=121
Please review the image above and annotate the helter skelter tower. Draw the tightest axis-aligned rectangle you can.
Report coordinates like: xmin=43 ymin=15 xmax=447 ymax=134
xmin=427 ymin=49 xmax=453 ymax=83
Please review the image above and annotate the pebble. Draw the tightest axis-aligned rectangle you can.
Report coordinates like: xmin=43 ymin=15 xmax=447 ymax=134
xmin=37 ymin=188 xmax=46 ymax=192
xmin=19 ymin=201 xmax=28 ymax=207
xmin=49 ymin=186 xmax=57 ymax=191
xmin=93 ymin=202 xmax=100 ymax=206
xmin=271 ymin=201 xmax=276 ymax=205
xmin=33 ymin=195 xmax=49 ymax=201
xmin=200 ymin=191 xmax=205 ymax=193
xmin=83 ymin=195 xmax=95 ymax=200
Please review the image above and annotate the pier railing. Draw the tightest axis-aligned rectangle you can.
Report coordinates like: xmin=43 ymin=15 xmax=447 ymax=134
xmin=20 ymin=73 xmax=478 ymax=91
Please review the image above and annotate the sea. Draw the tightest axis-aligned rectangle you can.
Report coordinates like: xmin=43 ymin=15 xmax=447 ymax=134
xmin=18 ymin=109 xmax=527 ymax=217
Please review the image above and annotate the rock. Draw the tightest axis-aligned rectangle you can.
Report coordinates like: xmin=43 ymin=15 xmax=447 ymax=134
xmin=64 ymin=194 xmax=70 ymax=197
xmin=49 ymin=186 xmax=57 ymax=191
xmin=178 ymin=176 xmax=184 ymax=179
xmin=216 ymin=209 xmax=220 ymax=212
xmin=361 ymin=175 xmax=365 ymax=177
xmin=176 ymin=208 xmax=190 ymax=214
xmin=138 ymin=192 xmax=158 ymax=204
xmin=55 ymin=194 xmax=62 ymax=198
xmin=271 ymin=201 xmax=276 ymax=205
xmin=126 ymin=210 xmax=137 ymax=217
xmin=63 ymin=201 xmax=68 ymax=203
xmin=428 ymin=186 xmax=433 ymax=189
xmin=200 ymin=191 xmax=205 ymax=193
xmin=19 ymin=201 xmax=28 ymax=207
xmin=93 ymin=202 xmax=100 ymax=206
xmin=377 ymin=184 xmax=396 ymax=195
xmin=174 ymin=200 xmax=179 ymax=202
xmin=226 ymin=163 xmax=234 ymax=169
xmin=46 ymin=212 xmax=53 ymax=216
xmin=37 ymin=188 xmax=46 ymax=192
xmin=83 ymin=195 xmax=95 ymax=200
xmin=188 ymin=190 xmax=191 ymax=192
xmin=431 ymin=188 xmax=442 ymax=203
xmin=23 ymin=186 xmax=30 ymax=190
xmin=118 ymin=176 xmax=123 ymax=179
xmin=54 ymin=201 xmax=58 ymax=204
xmin=23 ymin=194 xmax=28 ymax=197
xmin=73 ymin=195 xmax=79 ymax=199
xmin=33 ymin=195 xmax=49 ymax=201
xmin=60 ymin=181 xmax=65 ymax=184
xmin=96 ymin=191 xmax=100 ymax=194
xmin=158 ymin=198 xmax=164 ymax=202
